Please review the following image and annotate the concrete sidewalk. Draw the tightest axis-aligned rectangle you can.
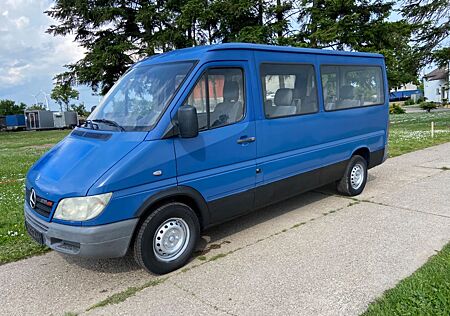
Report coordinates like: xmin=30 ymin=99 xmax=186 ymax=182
xmin=1 ymin=143 xmax=450 ymax=316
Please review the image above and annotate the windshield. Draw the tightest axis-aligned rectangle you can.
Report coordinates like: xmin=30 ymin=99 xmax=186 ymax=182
xmin=88 ymin=61 xmax=195 ymax=131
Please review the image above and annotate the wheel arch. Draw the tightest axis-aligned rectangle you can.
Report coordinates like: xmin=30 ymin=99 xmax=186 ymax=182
xmin=134 ymin=186 xmax=210 ymax=231
xmin=352 ymin=146 xmax=370 ymax=166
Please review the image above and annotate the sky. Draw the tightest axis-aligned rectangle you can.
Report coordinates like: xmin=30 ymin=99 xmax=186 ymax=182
xmin=0 ymin=0 xmax=99 ymax=110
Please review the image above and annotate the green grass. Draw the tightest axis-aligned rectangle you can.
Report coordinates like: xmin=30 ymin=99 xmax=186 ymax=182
xmin=364 ymin=243 xmax=450 ymax=316
xmin=87 ymin=277 xmax=167 ymax=311
xmin=0 ymin=130 xmax=70 ymax=264
xmin=389 ymin=111 xmax=450 ymax=157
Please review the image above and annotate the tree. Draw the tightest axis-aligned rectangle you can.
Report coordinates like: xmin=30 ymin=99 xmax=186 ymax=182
xmin=432 ymin=47 xmax=450 ymax=69
xmin=47 ymin=1 xmax=144 ymax=95
xmin=27 ymin=103 xmax=46 ymax=110
xmin=420 ymin=101 xmax=438 ymax=112
xmin=46 ymin=1 xmax=252 ymax=93
xmin=0 ymin=99 xmax=26 ymax=115
xmin=46 ymin=0 xmax=420 ymax=93
xmin=292 ymin=0 xmax=422 ymax=88
xmin=294 ymin=0 xmax=395 ymax=50
xmin=50 ymin=83 xmax=79 ymax=111
xmin=401 ymin=0 xmax=450 ymax=53
xmin=71 ymin=103 xmax=88 ymax=117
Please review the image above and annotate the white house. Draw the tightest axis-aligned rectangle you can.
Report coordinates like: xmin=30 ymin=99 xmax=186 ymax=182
xmin=423 ymin=68 xmax=449 ymax=103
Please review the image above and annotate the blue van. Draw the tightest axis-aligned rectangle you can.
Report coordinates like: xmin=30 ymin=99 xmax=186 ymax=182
xmin=24 ymin=43 xmax=388 ymax=274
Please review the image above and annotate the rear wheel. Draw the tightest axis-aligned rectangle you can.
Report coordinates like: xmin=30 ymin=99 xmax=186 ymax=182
xmin=336 ymin=155 xmax=368 ymax=196
xmin=133 ymin=202 xmax=200 ymax=274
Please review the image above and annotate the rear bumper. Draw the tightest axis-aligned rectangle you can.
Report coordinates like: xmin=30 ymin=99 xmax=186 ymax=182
xmin=24 ymin=203 xmax=138 ymax=258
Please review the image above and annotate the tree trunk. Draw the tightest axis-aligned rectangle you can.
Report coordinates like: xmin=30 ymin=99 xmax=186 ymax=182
xmin=276 ymin=0 xmax=283 ymax=39
xmin=258 ymin=0 xmax=263 ymax=26
xmin=310 ymin=0 xmax=318 ymax=48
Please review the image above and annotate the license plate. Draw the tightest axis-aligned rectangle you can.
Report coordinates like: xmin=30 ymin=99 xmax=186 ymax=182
xmin=25 ymin=221 xmax=44 ymax=245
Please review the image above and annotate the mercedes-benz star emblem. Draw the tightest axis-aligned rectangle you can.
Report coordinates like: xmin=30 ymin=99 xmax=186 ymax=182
xmin=30 ymin=189 xmax=37 ymax=209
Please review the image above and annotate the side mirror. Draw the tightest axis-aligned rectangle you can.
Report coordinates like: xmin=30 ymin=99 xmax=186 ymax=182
xmin=177 ymin=105 xmax=198 ymax=138
xmin=91 ymin=106 xmax=97 ymax=112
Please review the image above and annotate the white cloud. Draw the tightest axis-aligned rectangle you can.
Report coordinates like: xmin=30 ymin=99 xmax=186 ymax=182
xmin=14 ymin=16 xmax=29 ymax=29
xmin=0 ymin=0 xmax=95 ymax=109
xmin=0 ymin=63 xmax=30 ymax=86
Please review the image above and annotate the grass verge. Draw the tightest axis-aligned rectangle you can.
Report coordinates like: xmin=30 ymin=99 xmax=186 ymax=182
xmin=0 ymin=130 xmax=69 ymax=264
xmin=389 ymin=111 xmax=450 ymax=157
xmin=363 ymin=243 xmax=450 ymax=315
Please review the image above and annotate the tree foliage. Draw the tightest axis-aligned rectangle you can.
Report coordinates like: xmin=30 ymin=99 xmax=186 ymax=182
xmin=401 ymin=0 xmax=450 ymax=53
xmin=71 ymin=103 xmax=89 ymax=117
xmin=27 ymin=104 xmax=46 ymax=110
xmin=0 ymin=100 xmax=26 ymax=115
xmin=50 ymin=83 xmax=79 ymax=111
xmin=46 ymin=0 xmax=438 ymax=93
xmin=432 ymin=47 xmax=450 ymax=69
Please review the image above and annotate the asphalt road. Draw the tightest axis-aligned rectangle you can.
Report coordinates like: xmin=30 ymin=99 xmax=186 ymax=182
xmin=1 ymin=143 xmax=450 ymax=316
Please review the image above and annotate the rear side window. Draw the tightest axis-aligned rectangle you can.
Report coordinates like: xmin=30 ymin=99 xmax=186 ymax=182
xmin=184 ymin=68 xmax=245 ymax=130
xmin=321 ymin=65 xmax=384 ymax=111
xmin=261 ymin=63 xmax=318 ymax=118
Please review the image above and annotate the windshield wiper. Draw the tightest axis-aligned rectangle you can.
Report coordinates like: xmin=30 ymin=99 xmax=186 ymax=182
xmin=92 ymin=119 xmax=125 ymax=132
xmin=82 ymin=120 xmax=99 ymax=130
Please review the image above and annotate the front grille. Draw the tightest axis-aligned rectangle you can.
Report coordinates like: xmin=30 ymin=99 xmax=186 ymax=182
xmin=71 ymin=129 xmax=112 ymax=140
xmin=26 ymin=189 xmax=54 ymax=219
xmin=24 ymin=211 xmax=49 ymax=232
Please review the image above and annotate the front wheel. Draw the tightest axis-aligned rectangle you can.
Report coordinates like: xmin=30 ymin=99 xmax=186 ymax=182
xmin=336 ymin=155 xmax=368 ymax=196
xmin=133 ymin=202 xmax=200 ymax=274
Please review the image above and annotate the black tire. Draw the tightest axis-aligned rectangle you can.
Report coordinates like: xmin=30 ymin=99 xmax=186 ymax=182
xmin=336 ymin=155 xmax=368 ymax=196
xmin=133 ymin=202 xmax=200 ymax=274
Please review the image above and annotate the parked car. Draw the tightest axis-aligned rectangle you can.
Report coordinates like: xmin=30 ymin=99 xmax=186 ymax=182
xmin=24 ymin=43 xmax=388 ymax=274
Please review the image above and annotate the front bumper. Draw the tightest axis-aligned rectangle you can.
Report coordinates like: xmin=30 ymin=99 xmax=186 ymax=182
xmin=24 ymin=203 xmax=139 ymax=258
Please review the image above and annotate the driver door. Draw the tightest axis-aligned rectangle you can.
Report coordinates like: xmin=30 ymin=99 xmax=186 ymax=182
xmin=173 ymin=62 xmax=257 ymax=224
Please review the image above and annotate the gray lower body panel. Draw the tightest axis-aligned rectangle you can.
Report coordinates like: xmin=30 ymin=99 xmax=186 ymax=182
xmin=24 ymin=203 xmax=138 ymax=258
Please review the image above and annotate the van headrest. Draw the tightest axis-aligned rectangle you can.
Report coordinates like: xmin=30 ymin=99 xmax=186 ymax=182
xmin=340 ymin=85 xmax=355 ymax=100
xmin=274 ymin=88 xmax=293 ymax=106
xmin=223 ymin=81 xmax=240 ymax=102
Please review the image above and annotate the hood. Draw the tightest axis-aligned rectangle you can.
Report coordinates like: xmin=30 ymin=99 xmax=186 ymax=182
xmin=26 ymin=129 xmax=146 ymax=200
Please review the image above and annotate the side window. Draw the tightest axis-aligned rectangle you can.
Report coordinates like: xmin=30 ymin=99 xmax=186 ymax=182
xmin=261 ymin=63 xmax=318 ymax=118
xmin=321 ymin=65 xmax=384 ymax=111
xmin=184 ymin=68 xmax=245 ymax=130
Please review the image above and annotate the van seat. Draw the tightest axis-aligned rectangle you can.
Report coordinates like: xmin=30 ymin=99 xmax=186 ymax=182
xmin=210 ymin=81 xmax=243 ymax=127
xmin=266 ymin=88 xmax=296 ymax=117
xmin=336 ymin=85 xmax=361 ymax=109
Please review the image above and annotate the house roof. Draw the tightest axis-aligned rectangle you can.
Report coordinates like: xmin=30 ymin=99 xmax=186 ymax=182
xmin=424 ymin=68 xmax=448 ymax=81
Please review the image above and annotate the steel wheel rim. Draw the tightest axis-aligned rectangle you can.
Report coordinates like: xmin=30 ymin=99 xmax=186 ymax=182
xmin=350 ymin=163 xmax=364 ymax=190
xmin=153 ymin=218 xmax=190 ymax=262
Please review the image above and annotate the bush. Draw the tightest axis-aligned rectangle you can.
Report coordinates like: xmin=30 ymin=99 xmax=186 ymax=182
xmin=390 ymin=103 xmax=406 ymax=114
xmin=420 ymin=102 xmax=438 ymax=113
xmin=404 ymin=98 xmax=415 ymax=106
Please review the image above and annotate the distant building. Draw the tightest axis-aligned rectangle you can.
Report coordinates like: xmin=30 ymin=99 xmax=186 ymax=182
xmin=423 ymin=68 xmax=449 ymax=103
xmin=389 ymin=83 xmax=422 ymax=102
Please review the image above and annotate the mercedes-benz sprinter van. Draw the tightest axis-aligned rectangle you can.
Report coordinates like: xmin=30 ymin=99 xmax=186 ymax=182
xmin=24 ymin=43 xmax=388 ymax=274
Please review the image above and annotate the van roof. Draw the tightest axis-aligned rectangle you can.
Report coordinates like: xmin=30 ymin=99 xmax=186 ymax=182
xmin=138 ymin=43 xmax=384 ymax=66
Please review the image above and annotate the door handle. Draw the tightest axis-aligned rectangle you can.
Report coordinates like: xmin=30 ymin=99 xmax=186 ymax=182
xmin=237 ymin=136 xmax=256 ymax=144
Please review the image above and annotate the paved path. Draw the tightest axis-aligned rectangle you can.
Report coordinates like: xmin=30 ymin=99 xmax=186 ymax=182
xmin=404 ymin=106 xmax=450 ymax=113
xmin=1 ymin=143 xmax=450 ymax=316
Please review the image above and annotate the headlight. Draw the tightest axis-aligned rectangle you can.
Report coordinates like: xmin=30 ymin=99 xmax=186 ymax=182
xmin=54 ymin=193 xmax=112 ymax=221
